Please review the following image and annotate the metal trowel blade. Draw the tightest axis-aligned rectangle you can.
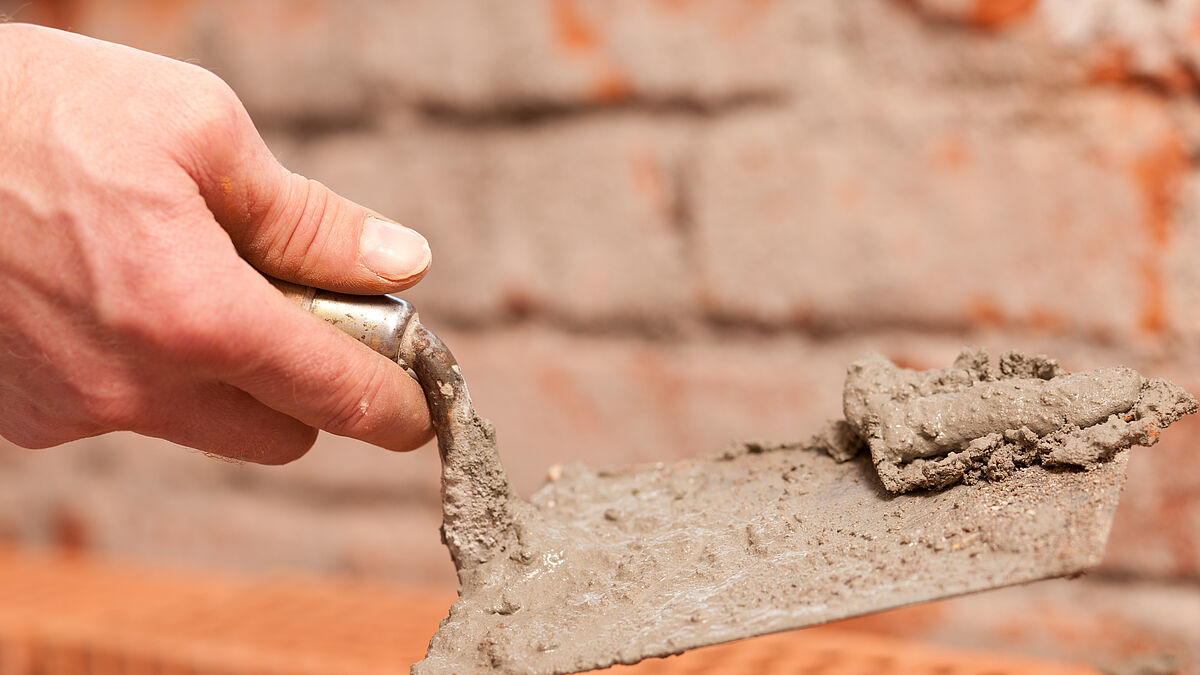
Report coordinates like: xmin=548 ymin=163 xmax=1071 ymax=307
xmin=416 ymin=446 xmax=1127 ymax=674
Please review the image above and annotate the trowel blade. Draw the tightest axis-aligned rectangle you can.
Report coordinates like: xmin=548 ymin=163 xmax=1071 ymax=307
xmin=416 ymin=447 xmax=1127 ymax=674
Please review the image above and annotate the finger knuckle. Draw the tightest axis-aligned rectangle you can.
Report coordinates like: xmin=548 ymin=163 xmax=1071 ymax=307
xmin=260 ymin=176 xmax=337 ymax=278
xmin=182 ymin=67 xmax=245 ymax=139
xmin=76 ymin=383 xmax=144 ymax=430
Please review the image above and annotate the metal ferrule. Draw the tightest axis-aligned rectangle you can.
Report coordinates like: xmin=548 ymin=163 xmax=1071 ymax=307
xmin=266 ymin=277 xmax=417 ymax=365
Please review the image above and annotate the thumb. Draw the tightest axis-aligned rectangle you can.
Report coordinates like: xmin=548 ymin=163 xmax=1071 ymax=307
xmin=187 ymin=101 xmax=430 ymax=294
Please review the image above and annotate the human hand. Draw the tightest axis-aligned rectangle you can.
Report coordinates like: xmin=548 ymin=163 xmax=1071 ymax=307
xmin=0 ymin=24 xmax=434 ymax=463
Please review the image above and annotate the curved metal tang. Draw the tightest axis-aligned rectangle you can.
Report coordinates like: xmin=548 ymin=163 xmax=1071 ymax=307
xmin=264 ymin=275 xmax=517 ymax=569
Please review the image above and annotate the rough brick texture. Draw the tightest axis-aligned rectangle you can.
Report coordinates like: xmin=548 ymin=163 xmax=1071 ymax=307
xmin=3 ymin=0 xmax=1200 ymax=671
xmin=7 ymin=0 xmax=807 ymax=116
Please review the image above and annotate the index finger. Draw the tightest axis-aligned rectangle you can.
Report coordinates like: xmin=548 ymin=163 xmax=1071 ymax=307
xmin=214 ymin=270 xmax=434 ymax=452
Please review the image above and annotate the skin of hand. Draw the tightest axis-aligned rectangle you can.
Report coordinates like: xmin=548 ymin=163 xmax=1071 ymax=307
xmin=0 ymin=23 xmax=435 ymax=463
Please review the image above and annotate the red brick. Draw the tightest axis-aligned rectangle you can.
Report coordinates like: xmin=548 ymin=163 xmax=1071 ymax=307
xmin=363 ymin=0 xmax=810 ymax=109
xmin=8 ymin=0 xmax=807 ymax=119
xmin=1167 ymin=175 xmax=1200 ymax=347
xmin=471 ymin=117 xmax=693 ymax=324
xmin=904 ymin=0 xmax=1039 ymax=31
xmin=1041 ymin=0 xmax=1200 ymax=95
xmin=689 ymin=93 xmax=1190 ymax=342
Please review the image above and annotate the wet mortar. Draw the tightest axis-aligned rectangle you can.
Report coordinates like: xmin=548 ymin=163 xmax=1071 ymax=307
xmin=842 ymin=349 xmax=1195 ymax=493
xmin=412 ymin=350 xmax=1196 ymax=675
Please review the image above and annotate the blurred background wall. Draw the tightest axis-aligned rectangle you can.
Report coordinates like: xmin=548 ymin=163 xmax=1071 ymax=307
xmin=1 ymin=0 xmax=1199 ymax=670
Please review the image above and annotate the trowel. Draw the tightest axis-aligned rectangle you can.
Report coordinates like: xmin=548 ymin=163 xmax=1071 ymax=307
xmin=267 ymin=278 xmax=1195 ymax=675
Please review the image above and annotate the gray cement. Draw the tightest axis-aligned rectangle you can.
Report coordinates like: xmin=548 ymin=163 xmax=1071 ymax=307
xmin=413 ymin=350 xmax=1196 ymax=675
xmin=841 ymin=349 xmax=1197 ymax=493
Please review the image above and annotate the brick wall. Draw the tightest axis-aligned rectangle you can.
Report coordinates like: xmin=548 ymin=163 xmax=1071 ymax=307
xmin=2 ymin=0 xmax=1200 ymax=671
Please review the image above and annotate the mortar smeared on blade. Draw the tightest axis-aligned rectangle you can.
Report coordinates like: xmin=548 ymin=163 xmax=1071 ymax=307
xmin=264 ymin=278 xmax=1196 ymax=675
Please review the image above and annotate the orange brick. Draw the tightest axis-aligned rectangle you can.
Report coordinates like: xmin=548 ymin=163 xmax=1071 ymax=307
xmin=689 ymin=94 xmax=1190 ymax=343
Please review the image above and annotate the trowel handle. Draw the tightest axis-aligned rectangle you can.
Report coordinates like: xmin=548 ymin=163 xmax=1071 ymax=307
xmin=261 ymin=276 xmax=466 ymax=427
xmin=263 ymin=272 xmax=468 ymax=451
xmin=265 ymin=276 xmax=419 ymax=368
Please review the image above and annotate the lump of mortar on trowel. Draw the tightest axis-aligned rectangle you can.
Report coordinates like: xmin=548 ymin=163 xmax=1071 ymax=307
xmin=879 ymin=368 xmax=1143 ymax=462
xmin=843 ymin=349 xmax=1198 ymax=494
